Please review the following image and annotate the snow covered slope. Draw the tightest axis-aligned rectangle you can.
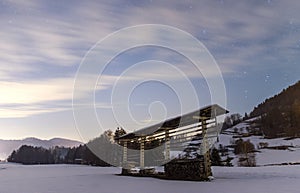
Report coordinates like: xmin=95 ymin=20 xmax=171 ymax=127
xmin=217 ymin=118 xmax=300 ymax=166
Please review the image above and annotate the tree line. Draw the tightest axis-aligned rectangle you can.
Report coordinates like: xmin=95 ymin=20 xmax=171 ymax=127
xmin=250 ymin=81 xmax=300 ymax=138
xmin=7 ymin=144 xmax=111 ymax=166
xmin=7 ymin=128 xmax=127 ymax=166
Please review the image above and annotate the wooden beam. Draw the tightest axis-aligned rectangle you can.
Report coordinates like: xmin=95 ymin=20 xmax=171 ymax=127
xmin=192 ymin=116 xmax=211 ymax=120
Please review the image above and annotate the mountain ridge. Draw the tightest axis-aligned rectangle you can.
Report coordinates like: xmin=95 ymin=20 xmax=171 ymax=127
xmin=0 ymin=137 xmax=83 ymax=160
xmin=249 ymin=80 xmax=300 ymax=138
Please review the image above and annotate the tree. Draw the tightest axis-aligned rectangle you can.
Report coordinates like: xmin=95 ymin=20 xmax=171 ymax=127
xmin=86 ymin=129 xmax=119 ymax=166
xmin=243 ymin=112 xmax=249 ymax=121
xmin=210 ymin=148 xmax=222 ymax=166
xmin=222 ymin=116 xmax=233 ymax=130
xmin=7 ymin=150 xmax=16 ymax=162
xmin=7 ymin=145 xmax=54 ymax=164
xmin=65 ymin=147 xmax=76 ymax=163
xmin=231 ymin=113 xmax=242 ymax=125
xmin=225 ymin=156 xmax=233 ymax=167
xmin=7 ymin=129 xmax=125 ymax=167
xmin=234 ymin=139 xmax=256 ymax=167
xmin=250 ymin=81 xmax=300 ymax=138
xmin=114 ymin=127 xmax=127 ymax=139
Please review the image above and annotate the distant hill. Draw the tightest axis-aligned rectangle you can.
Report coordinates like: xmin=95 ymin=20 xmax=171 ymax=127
xmin=250 ymin=81 xmax=300 ymax=138
xmin=0 ymin=137 xmax=83 ymax=160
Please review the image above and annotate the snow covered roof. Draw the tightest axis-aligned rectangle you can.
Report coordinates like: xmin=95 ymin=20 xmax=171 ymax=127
xmin=116 ymin=104 xmax=229 ymax=140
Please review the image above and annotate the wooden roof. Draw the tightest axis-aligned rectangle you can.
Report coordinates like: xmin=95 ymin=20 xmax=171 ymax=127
xmin=116 ymin=104 xmax=229 ymax=140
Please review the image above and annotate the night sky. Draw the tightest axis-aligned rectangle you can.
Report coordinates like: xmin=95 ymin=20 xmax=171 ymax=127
xmin=0 ymin=0 xmax=299 ymax=141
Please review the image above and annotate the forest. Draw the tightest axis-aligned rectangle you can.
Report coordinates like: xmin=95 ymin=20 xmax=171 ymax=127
xmin=6 ymin=129 xmax=127 ymax=166
xmin=250 ymin=81 xmax=300 ymax=138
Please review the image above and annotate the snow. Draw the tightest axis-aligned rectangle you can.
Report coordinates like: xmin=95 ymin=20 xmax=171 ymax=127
xmin=217 ymin=120 xmax=300 ymax=166
xmin=0 ymin=163 xmax=300 ymax=193
xmin=1 ymin=118 xmax=300 ymax=192
xmin=256 ymin=149 xmax=300 ymax=165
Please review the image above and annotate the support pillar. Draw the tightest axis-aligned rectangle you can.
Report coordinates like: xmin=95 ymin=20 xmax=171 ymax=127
xmin=202 ymin=119 xmax=212 ymax=178
xmin=140 ymin=137 xmax=145 ymax=168
xmin=123 ymin=141 xmax=127 ymax=167
xmin=165 ymin=130 xmax=170 ymax=161
xmin=214 ymin=107 xmax=218 ymax=126
xmin=121 ymin=140 xmax=130 ymax=175
xmin=214 ymin=107 xmax=219 ymax=143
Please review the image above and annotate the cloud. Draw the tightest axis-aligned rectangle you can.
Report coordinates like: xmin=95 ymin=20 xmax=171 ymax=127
xmin=0 ymin=77 xmax=73 ymax=118
xmin=0 ymin=104 xmax=68 ymax=118
xmin=2 ymin=0 xmax=297 ymax=78
xmin=1 ymin=0 xmax=300 ymax=119
xmin=0 ymin=78 xmax=74 ymax=105
xmin=79 ymin=0 xmax=300 ymax=72
xmin=0 ymin=75 xmax=110 ymax=118
xmin=0 ymin=19 xmax=82 ymax=71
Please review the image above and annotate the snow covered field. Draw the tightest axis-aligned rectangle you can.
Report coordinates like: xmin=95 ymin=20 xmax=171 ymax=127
xmin=1 ymin=163 xmax=300 ymax=193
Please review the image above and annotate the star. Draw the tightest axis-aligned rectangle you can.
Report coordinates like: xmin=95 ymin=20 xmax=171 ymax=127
xmin=244 ymin=90 xmax=248 ymax=99
xmin=265 ymin=75 xmax=270 ymax=82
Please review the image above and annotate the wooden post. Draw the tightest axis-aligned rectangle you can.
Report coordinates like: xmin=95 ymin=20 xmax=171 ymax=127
xmin=140 ymin=137 xmax=145 ymax=168
xmin=214 ymin=107 xmax=219 ymax=143
xmin=165 ymin=130 xmax=170 ymax=161
xmin=214 ymin=107 xmax=218 ymax=126
xmin=123 ymin=141 xmax=127 ymax=167
xmin=202 ymin=119 xmax=212 ymax=178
